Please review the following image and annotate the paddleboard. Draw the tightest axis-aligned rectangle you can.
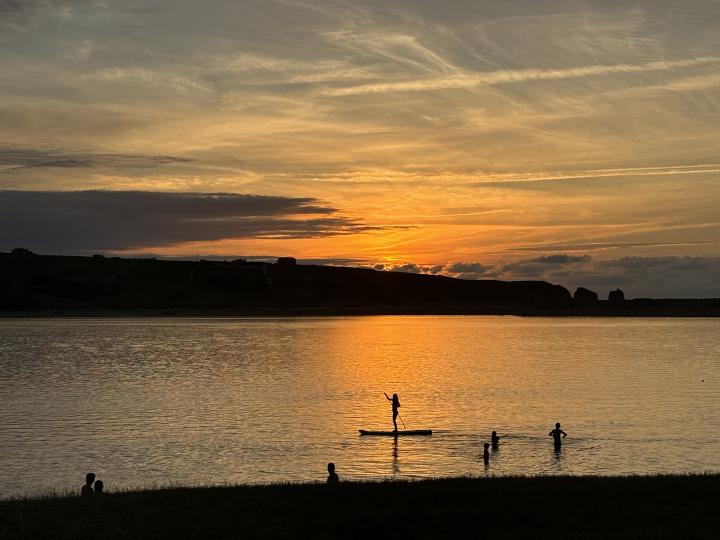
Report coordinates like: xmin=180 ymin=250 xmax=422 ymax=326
xmin=358 ymin=429 xmax=432 ymax=436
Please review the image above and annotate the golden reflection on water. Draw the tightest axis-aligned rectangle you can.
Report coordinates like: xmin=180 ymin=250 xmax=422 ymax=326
xmin=0 ymin=316 xmax=719 ymax=497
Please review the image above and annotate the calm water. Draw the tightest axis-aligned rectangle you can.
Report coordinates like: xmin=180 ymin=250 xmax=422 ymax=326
xmin=0 ymin=316 xmax=718 ymax=497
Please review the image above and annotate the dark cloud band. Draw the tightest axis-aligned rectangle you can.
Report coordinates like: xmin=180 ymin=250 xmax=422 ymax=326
xmin=0 ymin=148 xmax=191 ymax=170
xmin=0 ymin=190 xmax=378 ymax=250
xmin=381 ymin=255 xmax=720 ymax=298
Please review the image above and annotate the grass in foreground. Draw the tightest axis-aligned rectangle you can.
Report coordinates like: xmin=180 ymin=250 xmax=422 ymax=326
xmin=1 ymin=474 xmax=719 ymax=539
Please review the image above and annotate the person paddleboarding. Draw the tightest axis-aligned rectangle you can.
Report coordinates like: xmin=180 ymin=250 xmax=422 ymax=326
xmin=384 ymin=392 xmax=401 ymax=433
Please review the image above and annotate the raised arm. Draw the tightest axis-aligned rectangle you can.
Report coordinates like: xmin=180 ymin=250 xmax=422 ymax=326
xmin=384 ymin=392 xmax=391 ymax=402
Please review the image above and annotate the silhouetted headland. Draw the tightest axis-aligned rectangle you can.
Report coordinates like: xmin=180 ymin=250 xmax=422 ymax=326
xmin=1 ymin=251 xmax=718 ymax=317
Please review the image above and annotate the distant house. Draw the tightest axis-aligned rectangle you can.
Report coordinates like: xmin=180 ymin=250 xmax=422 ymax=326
xmin=276 ymin=257 xmax=297 ymax=265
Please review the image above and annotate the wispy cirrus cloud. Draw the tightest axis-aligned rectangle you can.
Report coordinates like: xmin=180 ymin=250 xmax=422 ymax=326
xmin=323 ymin=56 xmax=720 ymax=96
xmin=0 ymin=0 xmax=102 ymax=33
xmin=510 ymin=241 xmax=718 ymax=253
xmin=82 ymin=68 xmax=213 ymax=93
xmin=257 ymin=164 xmax=720 ymax=189
xmin=469 ymin=163 xmax=720 ymax=187
xmin=2 ymin=1 xmax=720 ymax=296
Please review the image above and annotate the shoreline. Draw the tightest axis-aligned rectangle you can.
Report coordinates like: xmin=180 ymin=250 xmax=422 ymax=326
xmin=2 ymin=474 xmax=718 ymax=539
xmin=3 ymin=306 xmax=720 ymax=318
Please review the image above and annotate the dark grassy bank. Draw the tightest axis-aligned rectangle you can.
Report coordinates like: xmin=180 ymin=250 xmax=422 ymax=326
xmin=2 ymin=475 xmax=718 ymax=539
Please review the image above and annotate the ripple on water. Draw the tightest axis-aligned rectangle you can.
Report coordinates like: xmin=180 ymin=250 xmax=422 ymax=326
xmin=0 ymin=316 xmax=719 ymax=497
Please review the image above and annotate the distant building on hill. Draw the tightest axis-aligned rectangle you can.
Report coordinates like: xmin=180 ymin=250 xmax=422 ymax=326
xmin=276 ymin=257 xmax=297 ymax=265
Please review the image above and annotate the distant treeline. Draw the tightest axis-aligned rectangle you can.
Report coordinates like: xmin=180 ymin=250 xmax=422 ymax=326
xmin=1 ymin=250 xmax=718 ymax=316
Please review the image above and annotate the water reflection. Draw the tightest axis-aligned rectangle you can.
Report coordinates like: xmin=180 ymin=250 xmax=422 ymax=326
xmin=392 ymin=438 xmax=399 ymax=478
xmin=0 ymin=316 xmax=718 ymax=497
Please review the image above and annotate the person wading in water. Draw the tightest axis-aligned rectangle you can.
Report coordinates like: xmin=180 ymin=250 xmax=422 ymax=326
xmin=549 ymin=422 xmax=567 ymax=451
xmin=384 ymin=392 xmax=401 ymax=433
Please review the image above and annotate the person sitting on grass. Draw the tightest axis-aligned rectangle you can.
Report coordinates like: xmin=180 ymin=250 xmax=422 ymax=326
xmin=483 ymin=443 xmax=490 ymax=464
xmin=549 ymin=422 xmax=567 ymax=450
xmin=81 ymin=472 xmax=95 ymax=496
xmin=94 ymin=480 xmax=104 ymax=494
xmin=327 ymin=463 xmax=339 ymax=484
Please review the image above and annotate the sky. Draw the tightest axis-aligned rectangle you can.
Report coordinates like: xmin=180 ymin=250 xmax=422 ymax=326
xmin=1 ymin=0 xmax=719 ymax=297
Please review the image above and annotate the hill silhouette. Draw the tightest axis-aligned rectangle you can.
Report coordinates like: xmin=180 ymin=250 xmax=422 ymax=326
xmin=1 ymin=251 xmax=718 ymax=316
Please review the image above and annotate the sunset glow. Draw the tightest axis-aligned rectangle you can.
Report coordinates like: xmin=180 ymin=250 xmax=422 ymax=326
xmin=2 ymin=1 xmax=719 ymax=296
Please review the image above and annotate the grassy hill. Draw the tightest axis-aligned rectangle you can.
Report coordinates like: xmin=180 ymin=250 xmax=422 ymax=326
xmin=2 ymin=251 xmax=718 ymax=315
xmin=0 ymin=252 xmax=572 ymax=313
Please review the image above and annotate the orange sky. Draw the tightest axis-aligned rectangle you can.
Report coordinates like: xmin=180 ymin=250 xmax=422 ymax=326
xmin=1 ymin=1 xmax=719 ymax=296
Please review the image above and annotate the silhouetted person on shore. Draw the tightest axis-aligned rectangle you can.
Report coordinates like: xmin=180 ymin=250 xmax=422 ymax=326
xmin=549 ymin=422 xmax=567 ymax=450
xmin=94 ymin=480 xmax=104 ymax=494
xmin=384 ymin=392 xmax=401 ymax=433
xmin=491 ymin=431 xmax=501 ymax=449
xmin=483 ymin=443 xmax=490 ymax=464
xmin=81 ymin=472 xmax=95 ymax=496
xmin=327 ymin=463 xmax=339 ymax=484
